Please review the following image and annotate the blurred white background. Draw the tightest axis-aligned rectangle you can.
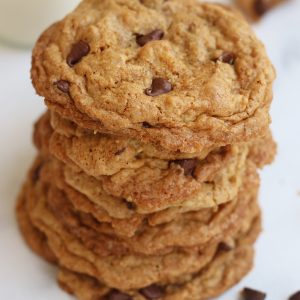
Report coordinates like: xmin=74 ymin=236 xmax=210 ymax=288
xmin=0 ymin=0 xmax=300 ymax=299
xmin=0 ymin=0 xmax=80 ymax=47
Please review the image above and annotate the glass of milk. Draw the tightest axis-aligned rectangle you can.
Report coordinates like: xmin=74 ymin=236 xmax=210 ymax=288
xmin=0 ymin=0 xmax=80 ymax=48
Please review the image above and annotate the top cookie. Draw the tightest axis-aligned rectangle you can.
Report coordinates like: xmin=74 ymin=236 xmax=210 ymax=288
xmin=31 ymin=0 xmax=275 ymax=153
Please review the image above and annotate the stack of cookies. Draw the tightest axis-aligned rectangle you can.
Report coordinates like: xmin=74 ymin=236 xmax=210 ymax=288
xmin=16 ymin=0 xmax=276 ymax=299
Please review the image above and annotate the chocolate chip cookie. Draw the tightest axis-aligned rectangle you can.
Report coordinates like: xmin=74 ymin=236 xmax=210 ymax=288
xmin=31 ymin=0 xmax=275 ymax=153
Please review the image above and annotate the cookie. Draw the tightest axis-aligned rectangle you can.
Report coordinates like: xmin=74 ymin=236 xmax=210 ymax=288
xmin=235 ymin=0 xmax=287 ymax=21
xmin=16 ymin=181 xmax=57 ymax=264
xmin=57 ymin=244 xmax=254 ymax=299
xmin=31 ymin=0 xmax=275 ymax=153
xmin=16 ymin=178 xmax=259 ymax=300
xmin=39 ymin=157 xmax=260 ymax=256
xmin=49 ymin=111 xmax=215 ymax=160
xmin=33 ymin=112 xmax=276 ymax=214
xmin=18 ymin=155 xmax=260 ymax=290
xmin=56 ymin=212 xmax=260 ymax=300
xmin=49 ymin=111 xmax=276 ymax=175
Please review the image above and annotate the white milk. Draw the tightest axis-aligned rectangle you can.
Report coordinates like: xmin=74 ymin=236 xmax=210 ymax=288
xmin=0 ymin=0 xmax=80 ymax=48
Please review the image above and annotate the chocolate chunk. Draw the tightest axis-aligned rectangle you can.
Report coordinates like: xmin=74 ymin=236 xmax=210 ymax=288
xmin=136 ymin=29 xmax=164 ymax=46
xmin=67 ymin=40 xmax=90 ymax=67
xmin=216 ymin=52 xmax=236 ymax=65
xmin=139 ymin=284 xmax=164 ymax=299
xmin=290 ymin=291 xmax=300 ymax=300
xmin=254 ymin=0 xmax=269 ymax=16
xmin=55 ymin=80 xmax=70 ymax=93
xmin=145 ymin=78 xmax=172 ymax=96
xmin=103 ymin=290 xmax=132 ymax=300
xmin=242 ymin=287 xmax=266 ymax=300
xmin=142 ymin=122 xmax=153 ymax=128
xmin=114 ymin=148 xmax=126 ymax=156
xmin=171 ymin=159 xmax=198 ymax=177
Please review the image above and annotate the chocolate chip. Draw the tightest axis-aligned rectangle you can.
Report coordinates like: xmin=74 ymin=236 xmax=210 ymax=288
xmin=32 ymin=164 xmax=42 ymax=182
xmin=218 ymin=242 xmax=233 ymax=252
xmin=145 ymin=78 xmax=172 ymax=96
xmin=103 ymin=290 xmax=132 ymax=300
xmin=242 ymin=287 xmax=266 ymax=300
xmin=216 ymin=52 xmax=236 ymax=65
xmin=171 ymin=159 xmax=198 ymax=177
xmin=136 ymin=29 xmax=164 ymax=46
xmin=126 ymin=201 xmax=136 ymax=210
xmin=114 ymin=148 xmax=126 ymax=156
xmin=67 ymin=40 xmax=90 ymax=67
xmin=290 ymin=291 xmax=300 ymax=300
xmin=142 ymin=122 xmax=153 ymax=128
xmin=254 ymin=0 xmax=269 ymax=16
xmin=55 ymin=80 xmax=70 ymax=93
xmin=139 ymin=284 xmax=164 ymax=299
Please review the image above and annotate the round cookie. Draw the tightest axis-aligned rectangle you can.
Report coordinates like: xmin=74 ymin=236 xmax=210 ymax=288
xmin=49 ymin=111 xmax=215 ymax=160
xmin=41 ymin=158 xmax=260 ymax=256
xmin=31 ymin=0 xmax=275 ymax=153
xmin=57 ymin=245 xmax=255 ymax=300
xmin=56 ymin=212 xmax=260 ymax=300
xmin=44 ymin=111 xmax=277 ymax=171
xmin=34 ymin=112 xmax=276 ymax=214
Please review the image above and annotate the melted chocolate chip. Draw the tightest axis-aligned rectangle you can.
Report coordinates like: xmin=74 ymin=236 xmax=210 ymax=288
xmin=242 ymin=287 xmax=266 ymax=300
xmin=139 ymin=284 xmax=164 ymax=299
xmin=290 ymin=291 xmax=300 ymax=300
xmin=218 ymin=242 xmax=233 ymax=252
xmin=136 ymin=29 xmax=164 ymax=46
xmin=216 ymin=52 xmax=236 ymax=65
xmin=55 ymin=80 xmax=70 ymax=93
xmin=145 ymin=78 xmax=172 ymax=96
xmin=103 ymin=290 xmax=132 ymax=300
xmin=142 ymin=122 xmax=153 ymax=128
xmin=171 ymin=159 xmax=198 ymax=177
xmin=126 ymin=201 xmax=136 ymax=210
xmin=114 ymin=148 xmax=126 ymax=156
xmin=254 ymin=0 xmax=269 ymax=16
xmin=67 ymin=40 xmax=90 ymax=67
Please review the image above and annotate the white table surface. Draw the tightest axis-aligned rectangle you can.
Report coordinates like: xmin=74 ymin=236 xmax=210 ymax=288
xmin=1 ymin=1 xmax=300 ymax=299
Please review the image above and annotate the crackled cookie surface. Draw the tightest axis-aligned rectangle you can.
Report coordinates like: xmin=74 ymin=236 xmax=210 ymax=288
xmin=32 ymin=0 xmax=275 ymax=152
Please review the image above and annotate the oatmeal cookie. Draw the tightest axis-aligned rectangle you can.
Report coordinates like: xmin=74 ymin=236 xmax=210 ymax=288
xmin=31 ymin=0 xmax=275 ymax=153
